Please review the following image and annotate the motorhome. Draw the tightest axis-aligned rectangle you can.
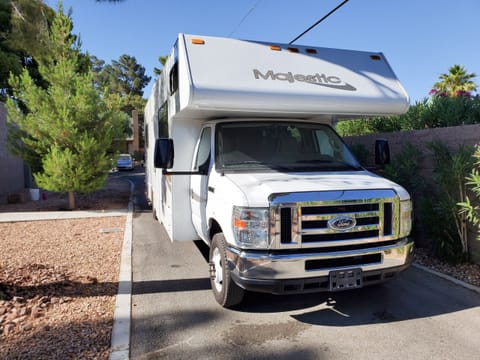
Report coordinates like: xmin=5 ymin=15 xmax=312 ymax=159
xmin=144 ymin=33 xmax=413 ymax=307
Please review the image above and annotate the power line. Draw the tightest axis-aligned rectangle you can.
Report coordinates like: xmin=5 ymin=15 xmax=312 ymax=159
xmin=289 ymin=0 xmax=350 ymax=44
xmin=228 ymin=0 xmax=263 ymax=37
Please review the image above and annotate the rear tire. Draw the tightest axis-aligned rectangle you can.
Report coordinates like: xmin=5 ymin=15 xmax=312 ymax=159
xmin=209 ymin=233 xmax=244 ymax=307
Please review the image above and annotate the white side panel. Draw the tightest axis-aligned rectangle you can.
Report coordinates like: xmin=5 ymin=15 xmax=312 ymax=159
xmin=160 ymin=174 xmax=173 ymax=238
xmin=168 ymin=121 xmax=203 ymax=241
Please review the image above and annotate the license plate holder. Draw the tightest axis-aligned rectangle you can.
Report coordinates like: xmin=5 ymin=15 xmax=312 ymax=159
xmin=329 ymin=268 xmax=363 ymax=291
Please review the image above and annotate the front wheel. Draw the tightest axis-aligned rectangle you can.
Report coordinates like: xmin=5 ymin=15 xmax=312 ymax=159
xmin=209 ymin=233 xmax=244 ymax=307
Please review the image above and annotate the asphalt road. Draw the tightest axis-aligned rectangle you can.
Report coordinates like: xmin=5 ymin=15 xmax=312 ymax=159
xmin=126 ymin=169 xmax=480 ymax=360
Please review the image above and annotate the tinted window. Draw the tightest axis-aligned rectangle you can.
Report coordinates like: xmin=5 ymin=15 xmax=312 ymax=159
xmin=216 ymin=122 xmax=360 ymax=172
xmin=157 ymin=102 xmax=168 ymax=138
xmin=194 ymin=127 xmax=211 ymax=173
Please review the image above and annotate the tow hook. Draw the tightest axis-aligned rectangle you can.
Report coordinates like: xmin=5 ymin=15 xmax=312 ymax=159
xmin=208 ymin=262 xmax=216 ymax=280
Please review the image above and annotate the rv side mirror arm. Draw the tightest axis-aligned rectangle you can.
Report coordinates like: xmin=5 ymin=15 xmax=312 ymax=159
xmin=162 ymin=169 xmax=205 ymax=175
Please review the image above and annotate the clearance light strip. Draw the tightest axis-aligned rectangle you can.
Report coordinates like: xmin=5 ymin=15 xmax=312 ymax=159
xmin=269 ymin=45 xmax=318 ymax=54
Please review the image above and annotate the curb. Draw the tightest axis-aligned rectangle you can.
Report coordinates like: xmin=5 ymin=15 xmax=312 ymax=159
xmin=0 ymin=209 xmax=128 ymax=222
xmin=412 ymin=263 xmax=480 ymax=294
xmin=109 ymin=180 xmax=134 ymax=360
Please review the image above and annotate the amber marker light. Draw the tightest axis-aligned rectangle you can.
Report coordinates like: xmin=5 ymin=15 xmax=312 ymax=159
xmin=234 ymin=218 xmax=247 ymax=229
xmin=370 ymin=54 xmax=382 ymax=60
xmin=287 ymin=47 xmax=300 ymax=53
xmin=306 ymin=48 xmax=317 ymax=54
xmin=269 ymin=45 xmax=282 ymax=51
xmin=191 ymin=38 xmax=205 ymax=45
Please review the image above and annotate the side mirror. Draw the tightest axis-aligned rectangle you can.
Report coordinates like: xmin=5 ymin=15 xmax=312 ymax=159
xmin=154 ymin=138 xmax=174 ymax=169
xmin=375 ymin=139 xmax=390 ymax=167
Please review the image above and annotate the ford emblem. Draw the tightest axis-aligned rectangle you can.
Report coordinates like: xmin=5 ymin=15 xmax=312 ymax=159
xmin=328 ymin=216 xmax=356 ymax=231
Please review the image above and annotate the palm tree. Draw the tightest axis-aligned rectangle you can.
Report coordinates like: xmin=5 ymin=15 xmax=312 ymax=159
xmin=433 ymin=64 xmax=477 ymax=97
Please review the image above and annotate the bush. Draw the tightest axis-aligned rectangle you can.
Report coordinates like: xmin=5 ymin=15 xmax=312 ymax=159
xmin=382 ymin=143 xmax=428 ymax=243
xmin=425 ymin=141 xmax=475 ymax=263
xmin=459 ymin=145 xmax=480 ymax=242
xmin=381 ymin=141 xmax=476 ymax=263
xmin=335 ymin=96 xmax=480 ymax=136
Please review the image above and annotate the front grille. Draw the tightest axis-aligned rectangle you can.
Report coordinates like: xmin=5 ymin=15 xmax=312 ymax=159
xmin=270 ymin=189 xmax=399 ymax=250
xmin=305 ymin=253 xmax=382 ymax=270
xmin=301 ymin=202 xmax=382 ymax=243
xmin=280 ymin=207 xmax=292 ymax=243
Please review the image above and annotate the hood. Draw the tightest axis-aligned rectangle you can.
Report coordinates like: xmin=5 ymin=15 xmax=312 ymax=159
xmin=224 ymin=170 xmax=409 ymax=206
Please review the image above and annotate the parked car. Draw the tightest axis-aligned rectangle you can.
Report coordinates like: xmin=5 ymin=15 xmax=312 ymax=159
xmin=116 ymin=153 xmax=134 ymax=171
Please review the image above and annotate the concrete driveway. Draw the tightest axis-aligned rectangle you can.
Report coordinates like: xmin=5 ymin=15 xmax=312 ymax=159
xmin=130 ymin=208 xmax=480 ymax=360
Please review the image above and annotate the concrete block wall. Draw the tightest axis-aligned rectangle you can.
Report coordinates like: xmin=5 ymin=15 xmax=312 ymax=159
xmin=345 ymin=124 xmax=480 ymax=171
xmin=344 ymin=124 xmax=480 ymax=262
xmin=0 ymin=102 xmax=25 ymax=204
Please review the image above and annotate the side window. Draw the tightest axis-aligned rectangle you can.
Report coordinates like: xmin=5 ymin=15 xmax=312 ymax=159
xmin=194 ymin=128 xmax=211 ymax=173
xmin=169 ymin=62 xmax=179 ymax=95
xmin=157 ymin=102 xmax=168 ymax=138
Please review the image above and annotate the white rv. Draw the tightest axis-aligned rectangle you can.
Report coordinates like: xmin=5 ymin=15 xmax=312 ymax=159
xmin=144 ymin=34 xmax=413 ymax=307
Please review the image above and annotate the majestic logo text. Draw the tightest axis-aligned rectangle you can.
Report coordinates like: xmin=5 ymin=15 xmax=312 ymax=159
xmin=253 ymin=69 xmax=356 ymax=91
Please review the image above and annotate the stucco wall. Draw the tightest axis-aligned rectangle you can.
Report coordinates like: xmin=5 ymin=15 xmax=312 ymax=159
xmin=344 ymin=124 xmax=480 ymax=262
xmin=0 ymin=102 xmax=25 ymax=204
xmin=345 ymin=124 xmax=480 ymax=170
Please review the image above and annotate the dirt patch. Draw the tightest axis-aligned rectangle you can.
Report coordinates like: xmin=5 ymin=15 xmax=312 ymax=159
xmin=0 ymin=173 xmax=131 ymax=212
xmin=0 ymin=174 xmax=130 ymax=359
xmin=0 ymin=217 xmax=126 ymax=359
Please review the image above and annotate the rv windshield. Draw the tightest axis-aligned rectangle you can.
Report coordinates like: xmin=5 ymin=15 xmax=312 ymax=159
xmin=216 ymin=121 xmax=361 ymax=172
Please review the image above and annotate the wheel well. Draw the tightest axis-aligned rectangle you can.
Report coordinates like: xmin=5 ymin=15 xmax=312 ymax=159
xmin=209 ymin=219 xmax=222 ymax=245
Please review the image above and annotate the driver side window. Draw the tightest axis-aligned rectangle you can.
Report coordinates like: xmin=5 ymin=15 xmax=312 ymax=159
xmin=194 ymin=127 xmax=211 ymax=173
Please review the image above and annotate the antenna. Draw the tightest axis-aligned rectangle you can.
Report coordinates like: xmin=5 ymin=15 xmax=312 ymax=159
xmin=229 ymin=0 xmax=263 ymax=37
xmin=289 ymin=0 xmax=350 ymax=44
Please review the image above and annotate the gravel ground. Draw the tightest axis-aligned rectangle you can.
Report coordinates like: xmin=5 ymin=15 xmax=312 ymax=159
xmin=1 ymin=173 xmax=479 ymax=358
xmin=0 ymin=175 xmax=130 ymax=359
xmin=414 ymin=247 xmax=480 ymax=288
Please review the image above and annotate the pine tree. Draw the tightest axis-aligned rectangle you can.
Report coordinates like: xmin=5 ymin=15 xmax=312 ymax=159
xmin=6 ymin=3 xmax=124 ymax=209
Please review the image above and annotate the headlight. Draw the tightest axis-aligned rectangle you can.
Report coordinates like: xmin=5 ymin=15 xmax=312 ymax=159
xmin=232 ymin=206 xmax=269 ymax=249
xmin=399 ymin=200 xmax=412 ymax=238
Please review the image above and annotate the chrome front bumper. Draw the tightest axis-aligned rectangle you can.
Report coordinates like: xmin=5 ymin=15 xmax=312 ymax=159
xmin=226 ymin=238 xmax=414 ymax=294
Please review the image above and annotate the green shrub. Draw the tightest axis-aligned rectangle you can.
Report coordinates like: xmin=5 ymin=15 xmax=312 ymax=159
xmin=459 ymin=145 xmax=480 ymax=242
xmin=335 ymin=96 xmax=480 ymax=136
xmin=382 ymin=143 xmax=428 ymax=242
xmin=425 ymin=141 xmax=475 ymax=263
xmin=383 ymin=143 xmax=426 ymax=195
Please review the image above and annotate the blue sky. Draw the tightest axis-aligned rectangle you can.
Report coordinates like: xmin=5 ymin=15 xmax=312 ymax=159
xmin=45 ymin=0 xmax=479 ymax=103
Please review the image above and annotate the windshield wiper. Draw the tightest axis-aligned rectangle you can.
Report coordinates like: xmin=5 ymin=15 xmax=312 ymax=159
xmin=222 ymin=160 xmax=297 ymax=171
xmin=295 ymin=159 xmax=362 ymax=171
xmin=223 ymin=160 xmax=265 ymax=167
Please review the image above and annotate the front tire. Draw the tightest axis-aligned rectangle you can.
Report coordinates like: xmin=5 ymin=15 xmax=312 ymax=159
xmin=209 ymin=233 xmax=244 ymax=307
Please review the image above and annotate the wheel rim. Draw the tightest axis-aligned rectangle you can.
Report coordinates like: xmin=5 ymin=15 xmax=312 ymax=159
xmin=212 ymin=247 xmax=223 ymax=292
